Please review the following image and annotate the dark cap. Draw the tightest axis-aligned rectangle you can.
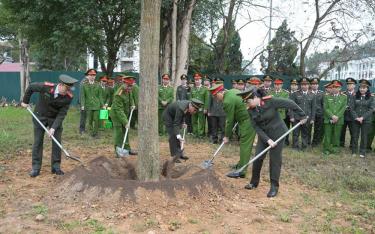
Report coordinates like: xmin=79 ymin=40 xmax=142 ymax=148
xmin=236 ymin=86 xmax=257 ymax=101
xmin=59 ymin=74 xmax=78 ymax=86
xmin=310 ymin=78 xmax=320 ymax=84
xmin=190 ymin=98 xmax=204 ymax=109
xmin=180 ymin=74 xmax=188 ymax=80
xmin=299 ymin=77 xmax=310 ymax=84
xmin=85 ymin=69 xmax=97 ymax=75
xmin=237 ymin=79 xmax=245 ymax=85
xmin=359 ymin=79 xmax=370 ymax=87
xmin=215 ymin=78 xmax=224 ymax=84
xmin=231 ymin=80 xmax=237 ymax=84
xmin=346 ymin=77 xmax=357 ymax=84
xmin=290 ymin=78 xmax=298 ymax=85
xmin=263 ymin=75 xmax=273 ymax=81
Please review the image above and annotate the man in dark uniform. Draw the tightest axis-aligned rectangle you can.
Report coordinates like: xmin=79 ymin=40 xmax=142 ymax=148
xmin=310 ymin=78 xmax=325 ymax=147
xmin=236 ymin=79 xmax=246 ymax=91
xmin=290 ymin=77 xmax=316 ymax=151
xmin=284 ymin=78 xmax=299 ymax=146
xmin=262 ymin=75 xmax=273 ymax=94
xmin=208 ymin=78 xmax=226 ymax=144
xmin=21 ymin=75 xmax=78 ymax=177
xmin=163 ymin=98 xmax=204 ymax=162
xmin=340 ymin=77 xmax=356 ymax=148
xmin=176 ymin=74 xmax=192 ymax=133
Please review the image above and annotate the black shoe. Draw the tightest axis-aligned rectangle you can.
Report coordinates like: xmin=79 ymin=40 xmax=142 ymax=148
xmin=180 ymin=155 xmax=189 ymax=160
xmin=29 ymin=169 xmax=40 ymax=177
xmin=267 ymin=184 xmax=279 ymax=198
xmin=226 ymin=171 xmax=246 ymax=178
xmin=129 ymin=150 xmax=138 ymax=155
xmin=244 ymin=183 xmax=258 ymax=190
xmin=51 ymin=168 xmax=64 ymax=175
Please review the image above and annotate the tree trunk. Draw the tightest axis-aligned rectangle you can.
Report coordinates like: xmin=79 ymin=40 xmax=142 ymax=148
xmin=160 ymin=29 xmax=171 ymax=75
xmin=138 ymin=0 xmax=161 ymax=181
xmin=171 ymin=0 xmax=178 ymax=82
xmin=19 ymin=38 xmax=30 ymax=101
xmin=174 ymin=0 xmax=196 ymax=90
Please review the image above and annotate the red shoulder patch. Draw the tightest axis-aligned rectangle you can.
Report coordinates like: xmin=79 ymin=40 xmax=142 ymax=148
xmin=66 ymin=91 xmax=73 ymax=98
xmin=262 ymin=95 xmax=272 ymax=100
xmin=44 ymin=82 xmax=55 ymax=87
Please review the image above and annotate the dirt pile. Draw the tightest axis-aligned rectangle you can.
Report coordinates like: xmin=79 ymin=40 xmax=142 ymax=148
xmin=54 ymin=156 xmax=224 ymax=203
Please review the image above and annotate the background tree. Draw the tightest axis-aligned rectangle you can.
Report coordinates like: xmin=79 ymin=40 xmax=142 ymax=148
xmin=260 ymin=20 xmax=299 ymax=76
xmin=138 ymin=0 xmax=161 ymax=181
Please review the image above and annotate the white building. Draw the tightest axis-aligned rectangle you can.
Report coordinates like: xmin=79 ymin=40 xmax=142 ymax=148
xmin=324 ymin=57 xmax=375 ymax=81
xmin=87 ymin=41 xmax=140 ymax=73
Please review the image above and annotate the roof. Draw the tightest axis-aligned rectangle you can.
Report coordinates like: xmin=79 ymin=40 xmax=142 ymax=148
xmin=0 ymin=63 xmax=22 ymax=72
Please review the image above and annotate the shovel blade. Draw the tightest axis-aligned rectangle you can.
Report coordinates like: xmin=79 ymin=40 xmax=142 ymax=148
xmin=201 ymin=160 xmax=213 ymax=169
xmin=115 ymin=147 xmax=130 ymax=157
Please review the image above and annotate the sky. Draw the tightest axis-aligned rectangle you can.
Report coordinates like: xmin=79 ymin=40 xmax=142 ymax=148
xmin=235 ymin=0 xmax=374 ymax=74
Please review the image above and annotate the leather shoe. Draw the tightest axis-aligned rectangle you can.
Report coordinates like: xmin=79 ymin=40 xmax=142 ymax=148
xmin=267 ymin=184 xmax=279 ymax=198
xmin=51 ymin=168 xmax=64 ymax=175
xmin=244 ymin=183 xmax=258 ymax=190
xmin=226 ymin=171 xmax=246 ymax=178
xmin=129 ymin=150 xmax=138 ymax=155
xmin=180 ymin=155 xmax=189 ymax=160
xmin=29 ymin=169 xmax=40 ymax=177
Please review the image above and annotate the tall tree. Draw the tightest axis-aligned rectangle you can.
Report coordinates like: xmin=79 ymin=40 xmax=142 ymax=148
xmin=260 ymin=20 xmax=299 ymax=76
xmin=138 ymin=0 xmax=161 ymax=181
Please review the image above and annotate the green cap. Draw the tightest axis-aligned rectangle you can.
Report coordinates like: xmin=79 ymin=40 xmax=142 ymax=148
xmin=59 ymin=74 xmax=78 ymax=86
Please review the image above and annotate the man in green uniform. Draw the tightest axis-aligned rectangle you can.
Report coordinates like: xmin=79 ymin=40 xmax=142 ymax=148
xmin=163 ymin=98 xmax=204 ymax=162
xmin=290 ymin=78 xmax=316 ymax=150
xmin=78 ymin=69 xmax=90 ymax=134
xmin=323 ymin=80 xmax=347 ymax=155
xmin=130 ymin=78 xmax=139 ymax=129
xmin=191 ymin=73 xmax=209 ymax=138
xmin=340 ymin=77 xmax=356 ymax=148
xmin=99 ymin=76 xmax=111 ymax=108
xmin=107 ymin=78 xmax=115 ymax=107
xmin=158 ymin=74 xmax=174 ymax=135
xmin=209 ymin=84 xmax=256 ymax=178
xmin=21 ymin=75 xmax=78 ymax=177
xmin=80 ymin=69 xmax=104 ymax=138
xmin=310 ymin=78 xmax=325 ymax=147
xmin=110 ymin=76 xmax=137 ymax=157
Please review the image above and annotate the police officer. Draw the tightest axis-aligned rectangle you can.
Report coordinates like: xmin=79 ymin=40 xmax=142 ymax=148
xmin=163 ymin=98 xmax=204 ymax=162
xmin=99 ymin=76 xmax=110 ymax=109
xmin=340 ymin=77 xmax=356 ymax=148
xmin=262 ymin=75 xmax=273 ymax=94
xmin=310 ymin=78 xmax=324 ymax=146
xmin=110 ymin=76 xmax=137 ymax=157
xmin=21 ymin=75 xmax=78 ymax=177
xmin=130 ymin=77 xmax=139 ymax=129
xmin=191 ymin=73 xmax=209 ymax=138
xmin=247 ymin=76 xmax=262 ymax=89
xmin=78 ymin=69 xmax=90 ymax=134
xmin=236 ymin=79 xmax=246 ymax=91
xmin=237 ymin=87 xmax=306 ymax=197
xmin=176 ymin=74 xmax=192 ymax=133
xmin=285 ymin=78 xmax=299 ymax=146
xmin=270 ymin=77 xmax=289 ymax=144
xmin=350 ymin=79 xmax=375 ymax=158
xmin=158 ymin=74 xmax=174 ymax=135
xmin=323 ymin=80 xmax=347 ymax=155
xmin=290 ymin=78 xmax=316 ymax=150
xmin=80 ymin=69 xmax=104 ymax=138
xmin=209 ymin=84 xmax=256 ymax=178
xmin=208 ymin=78 xmax=226 ymax=144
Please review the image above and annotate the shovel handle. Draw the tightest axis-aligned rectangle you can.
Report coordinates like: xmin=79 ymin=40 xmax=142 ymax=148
xmin=180 ymin=127 xmax=186 ymax=150
xmin=234 ymin=121 xmax=302 ymax=174
xmin=26 ymin=107 xmax=83 ymax=164
xmin=121 ymin=106 xmax=136 ymax=149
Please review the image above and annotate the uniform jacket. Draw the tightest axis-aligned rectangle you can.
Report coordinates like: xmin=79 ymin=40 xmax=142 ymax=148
xmin=99 ymin=84 xmax=111 ymax=106
xmin=290 ymin=90 xmax=316 ymax=121
xmin=176 ymin=85 xmax=191 ymax=101
xmin=158 ymin=85 xmax=174 ymax=109
xmin=23 ymin=82 xmax=73 ymax=130
xmin=311 ymin=90 xmax=324 ymax=116
xmin=323 ymin=93 xmax=347 ymax=124
xmin=270 ymin=89 xmax=289 ymax=119
xmin=163 ymin=100 xmax=190 ymax=136
xmin=80 ymin=81 xmax=103 ymax=110
xmin=350 ymin=94 xmax=375 ymax=124
xmin=248 ymin=97 xmax=306 ymax=143
xmin=343 ymin=90 xmax=356 ymax=121
xmin=190 ymin=85 xmax=209 ymax=110
xmin=208 ymin=94 xmax=226 ymax=117
xmin=223 ymin=89 xmax=250 ymax=138
xmin=110 ymin=86 xmax=135 ymax=126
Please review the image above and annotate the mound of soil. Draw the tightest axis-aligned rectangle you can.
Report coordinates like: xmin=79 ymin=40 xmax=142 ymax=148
xmin=55 ymin=156 xmax=224 ymax=202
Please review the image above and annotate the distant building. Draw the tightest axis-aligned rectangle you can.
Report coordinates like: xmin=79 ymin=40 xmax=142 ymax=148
xmin=324 ymin=57 xmax=375 ymax=81
xmin=87 ymin=41 xmax=140 ymax=73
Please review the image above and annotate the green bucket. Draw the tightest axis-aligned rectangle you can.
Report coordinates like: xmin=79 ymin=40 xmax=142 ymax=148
xmin=99 ymin=109 xmax=109 ymax=120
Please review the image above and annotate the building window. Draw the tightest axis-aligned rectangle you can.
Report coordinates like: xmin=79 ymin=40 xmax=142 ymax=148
xmin=121 ymin=61 xmax=134 ymax=71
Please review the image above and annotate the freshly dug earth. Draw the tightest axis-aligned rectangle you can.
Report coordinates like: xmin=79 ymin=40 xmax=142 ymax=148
xmin=56 ymin=156 xmax=224 ymax=202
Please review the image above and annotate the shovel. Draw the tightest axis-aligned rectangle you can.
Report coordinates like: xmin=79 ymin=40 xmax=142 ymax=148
xmin=201 ymin=122 xmax=238 ymax=169
xmin=116 ymin=106 xmax=136 ymax=157
xmin=228 ymin=121 xmax=302 ymax=175
xmin=180 ymin=126 xmax=186 ymax=151
xmin=26 ymin=107 xmax=84 ymax=166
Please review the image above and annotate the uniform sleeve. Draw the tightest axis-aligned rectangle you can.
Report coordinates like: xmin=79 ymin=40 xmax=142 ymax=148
xmin=167 ymin=87 xmax=174 ymax=104
xmin=173 ymin=109 xmax=184 ymax=136
xmin=204 ymin=89 xmax=209 ymax=110
xmin=324 ymin=96 xmax=334 ymax=118
xmin=80 ymin=84 xmax=86 ymax=107
xmin=362 ymin=96 xmax=375 ymax=120
xmin=98 ymin=85 xmax=104 ymax=108
xmin=288 ymin=93 xmax=296 ymax=119
xmin=350 ymin=97 xmax=358 ymax=120
xmin=223 ymin=100 xmax=235 ymax=138
xmin=273 ymin=98 xmax=306 ymax=120
xmin=22 ymin=83 xmax=49 ymax=104
xmin=51 ymin=102 xmax=71 ymax=130
xmin=112 ymin=95 xmax=128 ymax=126
xmin=249 ymin=114 xmax=270 ymax=142
xmin=176 ymin=87 xmax=181 ymax=101
xmin=310 ymin=95 xmax=316 ymax=121
xmin=337 ymin=96 xmax=347 ymax=118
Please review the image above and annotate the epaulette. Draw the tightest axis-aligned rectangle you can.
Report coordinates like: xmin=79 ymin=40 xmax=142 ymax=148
xmin=116 ymin=88 xmax=123 ymax=96
xmin=262 ymin=95 xmax=272 ymax=100
xmin=283 ymin=89 xmax=290 ymax=93
xmin=66 ymin=91 xmax=73 ymax=98
xmin=44 ymin=82 xmax=55 ymax=87
xmin=341 ymin=93 xmax=347 ymax=96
